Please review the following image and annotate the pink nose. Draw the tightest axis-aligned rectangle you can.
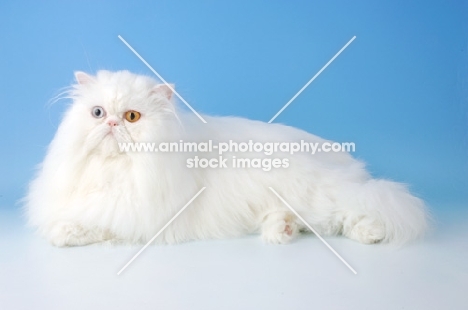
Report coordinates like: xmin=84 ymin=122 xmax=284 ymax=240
xmin=107 ymin=120 xmax=118 ymax=127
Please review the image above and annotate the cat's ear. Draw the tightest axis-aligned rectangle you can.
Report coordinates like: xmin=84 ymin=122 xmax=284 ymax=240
xmin=152 ymin=83 xmax=174 ymax=100
xmin=74 ymin=71 xmax=94 ymax=85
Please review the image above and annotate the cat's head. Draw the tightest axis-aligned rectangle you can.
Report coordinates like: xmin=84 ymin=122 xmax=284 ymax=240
xmin=60 ymin=70 xmax=179 ymax=157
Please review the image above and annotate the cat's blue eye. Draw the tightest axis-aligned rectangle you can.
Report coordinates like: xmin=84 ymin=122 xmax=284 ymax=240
xmin=91 ymin=106 xmax=105 ymax=119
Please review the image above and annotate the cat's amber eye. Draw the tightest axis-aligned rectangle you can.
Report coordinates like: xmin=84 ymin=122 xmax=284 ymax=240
xmin=124 ymin=110 xmax=141 ymax=123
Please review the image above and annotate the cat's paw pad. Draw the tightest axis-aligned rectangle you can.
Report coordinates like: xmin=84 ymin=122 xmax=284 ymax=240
xmin=262 ymin=212 xmax=298 ymax=244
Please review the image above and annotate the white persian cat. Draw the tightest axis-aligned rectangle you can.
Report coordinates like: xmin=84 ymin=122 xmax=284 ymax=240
xmin=25 ymin=70 xmax=428 ymax=247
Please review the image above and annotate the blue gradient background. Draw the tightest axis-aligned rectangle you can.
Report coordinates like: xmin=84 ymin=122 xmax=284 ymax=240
xmin=1 ymin=2 xmax=467 ymax=309
xmin=0 ymin=0 xmax=467 ymax=209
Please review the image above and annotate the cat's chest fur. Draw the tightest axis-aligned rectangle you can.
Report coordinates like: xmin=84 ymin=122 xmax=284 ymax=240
xmin=78 ymin=155 xmax=132 ymax=192
xmin=65 ymin=153 xmax=143 ymax=220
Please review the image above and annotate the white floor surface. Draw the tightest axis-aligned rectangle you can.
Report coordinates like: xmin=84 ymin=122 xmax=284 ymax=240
xmin=1 ymin=206 xmax=467 ymax=310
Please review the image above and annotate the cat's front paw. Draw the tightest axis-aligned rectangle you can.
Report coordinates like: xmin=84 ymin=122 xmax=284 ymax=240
xmin=261 ymin=211 xmax=299 ymax=244
xmin=47 ymin=222 xmax=110 ymax=247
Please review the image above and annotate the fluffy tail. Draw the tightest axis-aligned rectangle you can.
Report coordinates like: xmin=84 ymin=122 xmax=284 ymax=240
xmin=349 ymin=179 xmax=429 ymax=245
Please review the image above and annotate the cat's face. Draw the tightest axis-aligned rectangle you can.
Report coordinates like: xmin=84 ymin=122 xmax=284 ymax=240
xmin=63 ymin=70 xmax=178 ymax=156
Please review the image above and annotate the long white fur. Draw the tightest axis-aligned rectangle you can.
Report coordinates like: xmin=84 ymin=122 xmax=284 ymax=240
xmin=25 ymin=70 xmax=428 ymax=247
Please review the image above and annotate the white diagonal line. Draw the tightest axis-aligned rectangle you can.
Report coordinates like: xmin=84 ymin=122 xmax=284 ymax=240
xmin=118 ymin=35 xmax=207 ymax=124
xmin=268 ymin=187 xmax=357 ymax=275
xmin=268 ymin=36 xmax=356 ymax=123
xmin=117 ymin=187 xmax=206 ymax=275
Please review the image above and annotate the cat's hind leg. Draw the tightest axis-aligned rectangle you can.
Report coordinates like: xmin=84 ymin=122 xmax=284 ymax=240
xmin=47 ymin=222 xmax=112 ymax=247
xmin=261 ymin=211 xmax=299 ymax=244
xmin=342 ymin=214 xmax=386 ymax=244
